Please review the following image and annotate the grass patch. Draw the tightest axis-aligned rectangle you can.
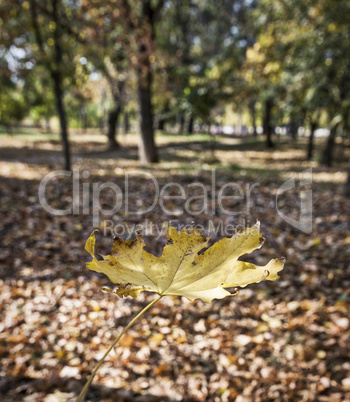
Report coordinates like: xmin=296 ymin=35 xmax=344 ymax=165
xmin=0 ymin=130 xmax=60 ymax=142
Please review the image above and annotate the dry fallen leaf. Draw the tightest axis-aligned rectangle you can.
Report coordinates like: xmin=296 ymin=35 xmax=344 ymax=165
xmin=85 ymin=223 xmax=284 ymax=303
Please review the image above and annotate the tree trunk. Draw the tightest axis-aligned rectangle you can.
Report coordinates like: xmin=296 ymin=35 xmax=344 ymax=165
xmin=30 ymin=0 xmax=71 ymax=171
xmin=289 ymin=117 xmax=297 ymax=141
xmin=107 ymin=105 xmax=121 ymax=149
xmin=124 ymin=112 xmax=130 ymax=134
xmin=249 ymin=100 xmax=257 ymax=137
xmin=52 ymin=71 xmax=71 ymax=171
xmin=105 ymin=77 xmax=125 ymax=148
xmin=307 ymin=121 xmax=316 ymax=161
xmin=321 ymin=124 xmax=338 ymax=167
xmin=188 ymin=115 xmax=194 ymax=134
xmin=137 ymin=65 xmax=158 ymax=163
xmin=157 ymin=118 xmax=165 ymax=131
xmin=158 ymin=102 xmax=169 ymax=131
xmin=52 ymin=0 xmax=71 ymax=170
xmin=134 ymin=0 xmax=160 ymax=164
xmin=178 ymin=113 xmax=185 ymax=134
xmin=264 ymin=98 xmax=274 ymax=148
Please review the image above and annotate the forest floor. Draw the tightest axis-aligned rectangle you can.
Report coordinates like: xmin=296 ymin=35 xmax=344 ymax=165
xmin=0 ymin=129 xmax=349 ymax=401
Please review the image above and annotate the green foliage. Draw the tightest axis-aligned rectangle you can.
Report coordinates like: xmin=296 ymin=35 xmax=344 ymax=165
xmin=244 ymin=0 xmax=350 ymax=127
xmin=156 ymin=0 xmax=250 ymax=125
xmin=0 ymin=0 xmax=349 ymax=140
xmin=0 ymin=55 xmax=27 ymax=126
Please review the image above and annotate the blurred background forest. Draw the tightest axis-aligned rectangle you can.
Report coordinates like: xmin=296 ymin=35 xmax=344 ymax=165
xmin=0 ymin=0 xmax=350 ymax=401
xmin=0 ymin=0 xmax=350 ymax=177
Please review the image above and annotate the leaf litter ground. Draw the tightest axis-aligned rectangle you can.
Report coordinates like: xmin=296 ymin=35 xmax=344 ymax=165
xmin=0 ymin=131 xmax=349 ymax=401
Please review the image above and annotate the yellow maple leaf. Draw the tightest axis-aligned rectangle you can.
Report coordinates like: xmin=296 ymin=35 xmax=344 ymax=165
xmin=79 ymin=223 xmax=285 ymax=400
xmin=85 ymin=223 xmax=284 ymax=303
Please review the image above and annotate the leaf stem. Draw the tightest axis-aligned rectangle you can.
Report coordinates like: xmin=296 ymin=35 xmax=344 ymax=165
xmin=77 ymin=294 xmax=163 ymax=402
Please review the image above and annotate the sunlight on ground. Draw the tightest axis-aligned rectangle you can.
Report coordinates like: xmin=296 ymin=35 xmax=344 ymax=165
xmin=0 ymin=131 xmax=348 ymax=185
